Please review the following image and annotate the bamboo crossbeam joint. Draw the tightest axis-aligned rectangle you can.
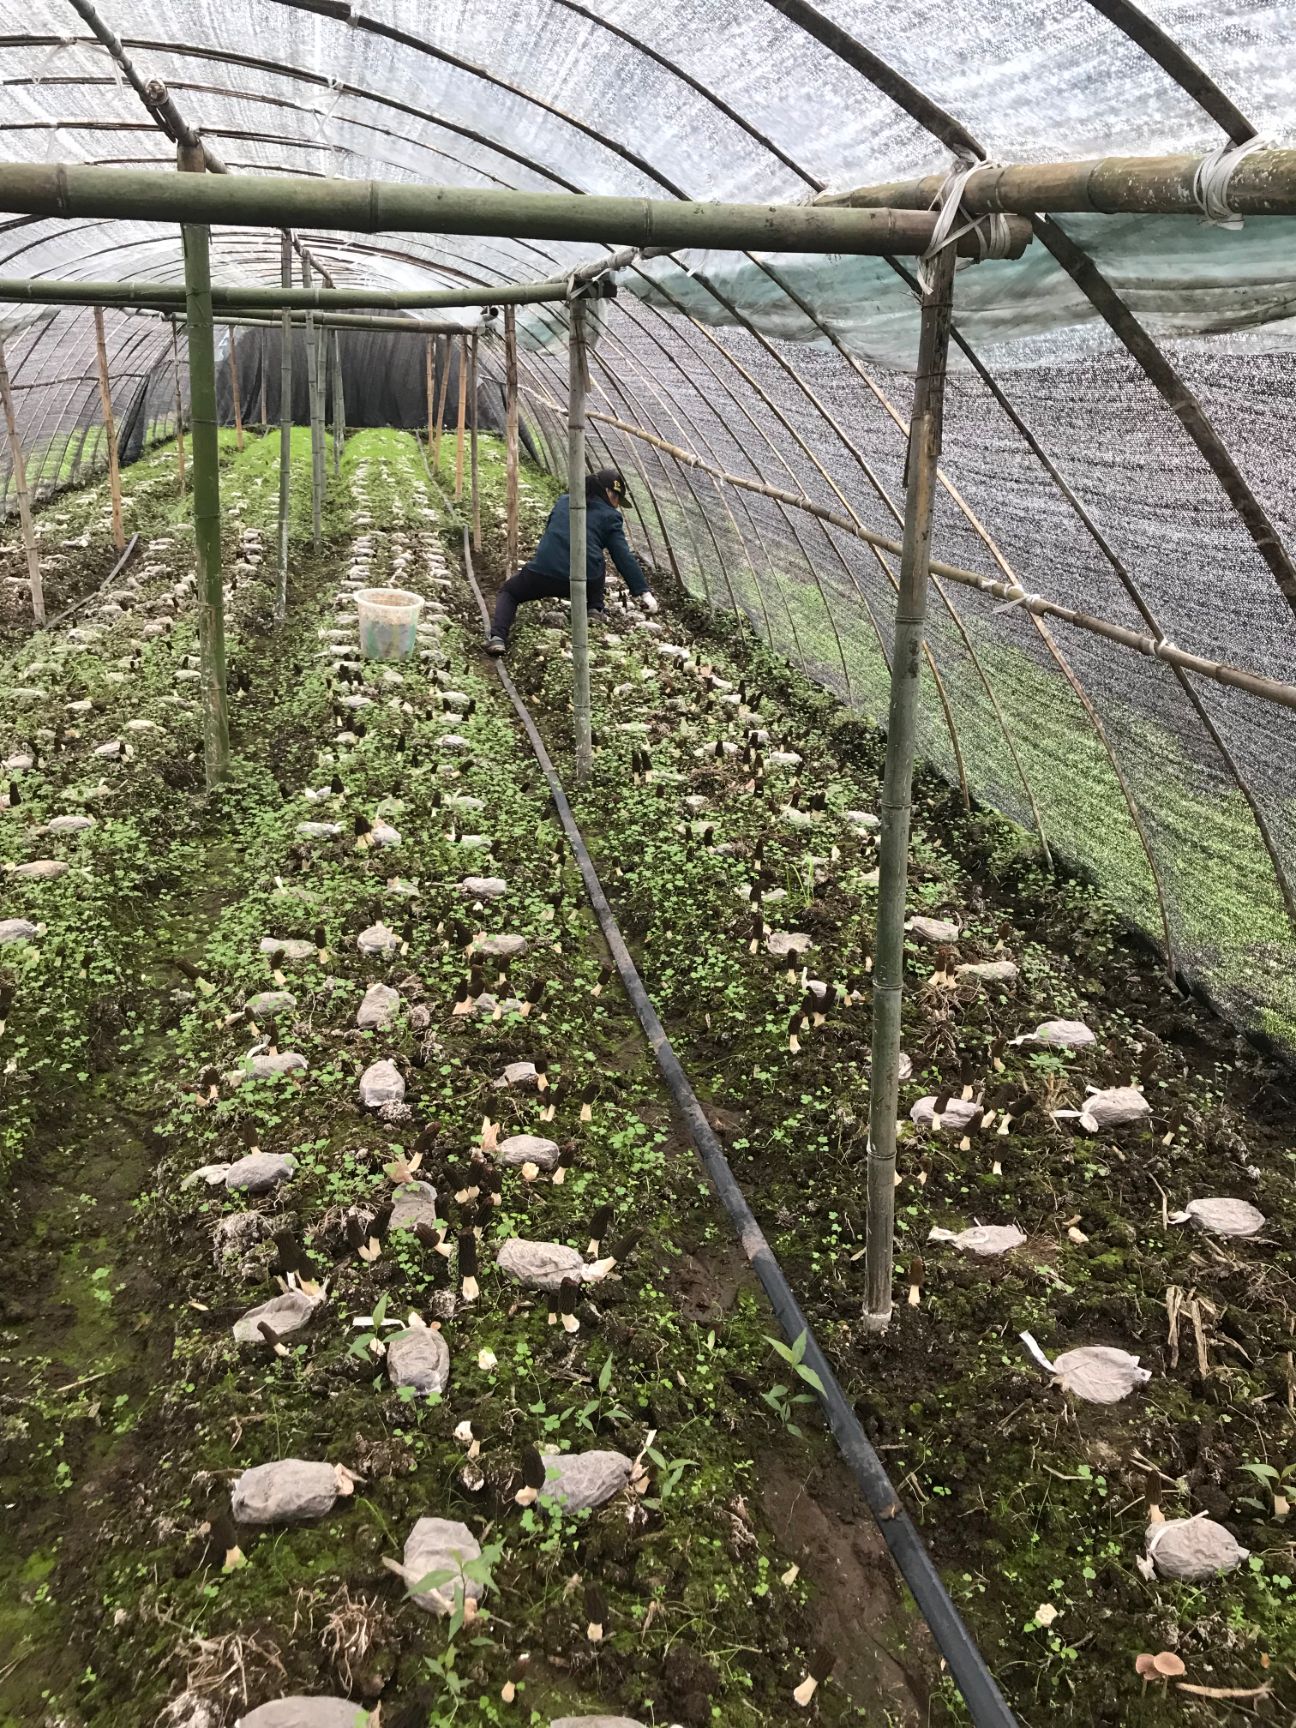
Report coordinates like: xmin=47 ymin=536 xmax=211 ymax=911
xmin=818 ymin=145 xmax=1296 ymax=218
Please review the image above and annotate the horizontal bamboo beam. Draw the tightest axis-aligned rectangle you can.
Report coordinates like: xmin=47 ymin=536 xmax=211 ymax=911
xmin=155 ymin=310 xmax=478 ymax=336
xmin=586 ymin=407 xmax=1296 ymax=715
xmin=818 ymin=146 xmax=1296 ymax=217
xmin=0 ymin=162 xmax=1034 ymax=257
xmin=0 ymin=274 xmax=580 ymax=313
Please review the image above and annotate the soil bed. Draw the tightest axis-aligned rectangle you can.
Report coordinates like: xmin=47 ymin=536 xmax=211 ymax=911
xmin=458 ymin=429 xmax=1296 ymax=1726
xmin=1 ymin=429 xmax=937 ymax=1727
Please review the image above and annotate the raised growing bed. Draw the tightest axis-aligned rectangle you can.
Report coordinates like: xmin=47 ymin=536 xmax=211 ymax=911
xmin=1 ymin=429 xmax=937 ymax=1728
xmin=453 ymin=431 xmax=1296 ymax=1726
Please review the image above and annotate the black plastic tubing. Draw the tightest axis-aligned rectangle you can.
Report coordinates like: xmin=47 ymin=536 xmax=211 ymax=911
xmin=458 ymin=526 xmax=1017 ymax=1728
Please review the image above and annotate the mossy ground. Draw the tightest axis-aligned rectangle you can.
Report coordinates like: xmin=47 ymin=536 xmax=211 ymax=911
xmin=455 ymin=430 xmax=1296 ymax=1724
xmin=3 ymin=420 xmax=1293 ymax=1727
xmin=1 ymin=427 xmax=930 ymax=1727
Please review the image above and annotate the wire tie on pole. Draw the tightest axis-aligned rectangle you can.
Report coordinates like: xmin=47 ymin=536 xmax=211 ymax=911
xmin=1153 ymin=636 xmax=1178 ymax=660
xmin=1192 ymin=136 xmax=1267 ymax=230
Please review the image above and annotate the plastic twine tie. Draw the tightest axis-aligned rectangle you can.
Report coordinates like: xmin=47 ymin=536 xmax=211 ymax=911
xmin=1192 ymin=136 xmax=1267 ymax=230
xmin=31 ymin=35 xmax=84 ymax=83
xmin=991 ymin=588 xmax=1044 ymax=616
xmin=918 ymin=159 xmax=1013 ymax=293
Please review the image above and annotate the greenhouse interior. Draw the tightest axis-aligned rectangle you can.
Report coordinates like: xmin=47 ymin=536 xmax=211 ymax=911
xmin=2 ymin=3 xmax=1296 ymax=1725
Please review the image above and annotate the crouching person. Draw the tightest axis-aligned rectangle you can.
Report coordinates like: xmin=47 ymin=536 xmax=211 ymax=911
xmin=485 ymin=467 xmax=657 ymax=654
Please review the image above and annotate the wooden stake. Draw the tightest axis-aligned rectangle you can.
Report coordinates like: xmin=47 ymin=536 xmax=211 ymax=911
xmin=179 ymin=142 xmax=229 ymax=788
xmin=330 ymin=329 xmax=344 ymax=477
xmin=568 ymin=298 xmax=592 ymax=783
xmin=301 ymin=252 xmax=323 ymax=550
xmin=0 ymin=338 xmax=44 ymax=625
xmin=863 ymin=243 xmax=956 ymax=1332
xmin=469 ymin=329 xmax=481 ymax=552
xmin=454 ymin=333 xmax=467 ymax=501
xmin=227 ymin=326 xmax=244 ymax=450
xmin=92 ymin=306 xmax=125 ymax=552
xmin=432 ymin=335 xmax=451 ymax=474
xmin=504 ymin=304 xmax=519 ymax=571
xmin=169 ymin=315 xmax=186 ymax=492
xmin=275 ymin=228 xmax=292 ymax=621
xmin=432 ymin=331 xmax=442 ymax=452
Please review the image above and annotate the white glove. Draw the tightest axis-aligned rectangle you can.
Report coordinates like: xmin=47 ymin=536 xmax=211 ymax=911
xmin=637 ymin=591 xmax=659 ymax=614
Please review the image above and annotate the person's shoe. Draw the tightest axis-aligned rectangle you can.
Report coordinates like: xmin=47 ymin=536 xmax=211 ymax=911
xmin=484 ymin=635 xmax=507 ymax=657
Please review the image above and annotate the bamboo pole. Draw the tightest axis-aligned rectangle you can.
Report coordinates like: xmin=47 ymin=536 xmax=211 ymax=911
xmin=0 ymin=164 xmax=1037 ymax=253
xmin=65 ymin=0 xmax=227 ymax=173
xmin=432 ymin=335 xmax=451 ymax=474
xmin=817 ymin=147 xmax=1296 ymax=218
xmin=764 ymin=0 xmax=980 ymax=160
xmin=276 ymin=231 xmax=293 ymax=621
xmin=864 ymin=244 xmax=956 ymax=1332
xmin=432 ymin=335 xmax=442 ymax=452
xmin=180 ymin=170 xmax=229 ymax=788
xmin=91 ymin=306 xmax=125 ymax=553
xmin=569 ymin=298 xmax=592 ymax=784
xmin=0 ymin=340 xmax=44 ymax=625
xmin=227 ymin=326 xmax=244 ymax=450
xmin=586 ymin=410 xmax=1296 ymax=716
xmin=258 ymin=337 xmax=267 ymax=428
xmin=469 ymin=330 xmax=481 ymax=553
xmin=454 ymin=333 xmax=467 ymax=502
xmin=169 ymin=316 xmax=186 ymax=492
xmin=0 ymin=275 xmax=595 ymax=315
xmin=330 ymin=329 xmax=344 ymax=478
xmin=301 ymin=252 xmax=323 ymax=550
xmin=146 ymin=310 xmax=481 ymax=336
xmin=504 ymin=304 xmax=519 ymax=572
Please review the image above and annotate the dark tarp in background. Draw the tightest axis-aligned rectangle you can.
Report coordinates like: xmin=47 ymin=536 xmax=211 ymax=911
xmin=214 ymin=324 xmax=538 ymax=463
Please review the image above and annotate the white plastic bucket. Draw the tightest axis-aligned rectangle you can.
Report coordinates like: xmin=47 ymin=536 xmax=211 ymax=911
xmin=355 ymin=587 xmax=424 ymax=662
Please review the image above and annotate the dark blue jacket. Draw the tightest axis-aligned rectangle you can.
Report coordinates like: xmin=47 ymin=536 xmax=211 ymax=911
xmin=530 ymin=494 xmax=650 ymax=595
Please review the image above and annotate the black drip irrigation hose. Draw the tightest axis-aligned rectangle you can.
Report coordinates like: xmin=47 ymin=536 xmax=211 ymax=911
xmin=455 ymin=524 xmax=1017 ymax=1727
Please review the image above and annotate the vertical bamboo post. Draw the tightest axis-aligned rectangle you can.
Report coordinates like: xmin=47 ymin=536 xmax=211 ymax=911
xmin=179 ymin=149 xmax=229 ymax=789
xmin=469 ymin=329 xmax=481 ymax=552
xmin=330 ymin=329 xmax=344 ymax=478
xmin=433 ymin=336 xmax=451 ymax=476
xmin=92 ymin=306 xmax=125 ymax=552
xmin=276 ymin=229 xmax=293 ymax=621
xmin=301 ymin=253 xmax=323 ymax=550
xmin=258 ymin=335 xmax=268 ymax=429
xmin=227 ymin=325 xmax=244 ymax=450
xmin=863 ymin=243 xmax=957 ymax=1332
xmin=454 ymin=333 xmax=467 ymax=501
xmin=169 ymin=315 xmax=186 ymax=492
xmin=568 ymin=297 xmax=592 ymax=784
xmin=425 ymin=335 xmax=435 ymax=454
xmin=0 ymin=340 xmax=44 ymax=625
xmin=504 ymin=304 xmax=519 ymax=572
